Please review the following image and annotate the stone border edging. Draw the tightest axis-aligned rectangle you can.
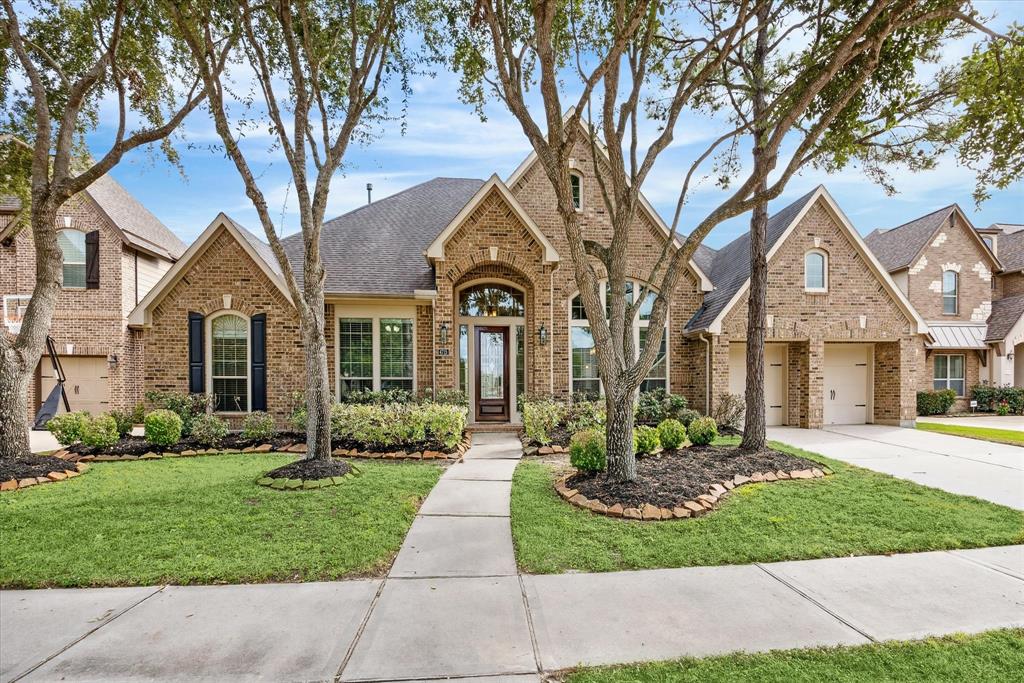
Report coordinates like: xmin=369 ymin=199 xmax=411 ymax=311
xmin=0 ymin=462 xmax=89 ymax=492
xmin=256 ymin=463 xmax=363 ymax=490
xmin=555 ymin=466 xmax=831 ymax=520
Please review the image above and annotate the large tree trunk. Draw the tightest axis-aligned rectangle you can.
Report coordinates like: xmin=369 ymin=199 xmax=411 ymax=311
xmin=300 ymin=289 xmax=332 ymax=461
xmin=0 ymin=354 xmax=33 ymax=459
xmin=605 ymin=390 xmax=637 ymax=482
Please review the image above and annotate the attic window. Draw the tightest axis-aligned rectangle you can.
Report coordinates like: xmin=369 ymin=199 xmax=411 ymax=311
xmin=804 ymin=249 xmax=828 ymax=292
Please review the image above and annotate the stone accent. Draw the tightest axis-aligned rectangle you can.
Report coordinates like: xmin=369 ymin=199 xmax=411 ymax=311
xmin=0 ymin=462 xmax=88 ymax=492
xmin=256 ymin=463 xmax=362 ymax=490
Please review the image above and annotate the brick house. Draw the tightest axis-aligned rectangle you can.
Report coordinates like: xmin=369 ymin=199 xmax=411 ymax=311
xmin=1 ymin=175 xmax=186 ymax=419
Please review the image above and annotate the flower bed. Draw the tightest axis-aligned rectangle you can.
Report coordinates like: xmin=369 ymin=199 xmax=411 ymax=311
xmin=0 ymin=456 xmax=89 ymax=493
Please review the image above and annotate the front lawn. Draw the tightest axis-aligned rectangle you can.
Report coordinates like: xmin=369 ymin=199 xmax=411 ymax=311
xmin=566 ymin=629 xmax=1024 ymax=683
xmin=0 ymin=454 xmax=441 ymax=588
xmin=917 ymin=421 xmax=1024 ymax=446
xmin=511 ymin=439 xmax=1024 ymax=573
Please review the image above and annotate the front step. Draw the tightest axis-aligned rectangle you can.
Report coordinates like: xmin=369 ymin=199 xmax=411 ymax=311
xmin=466 ymin=423 xmax=523 ymax=433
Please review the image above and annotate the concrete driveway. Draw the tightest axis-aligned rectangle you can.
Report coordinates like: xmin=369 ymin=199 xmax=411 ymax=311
xmin=768 ymin=424 xmax=1024 ymax=509
xmin=918 ymin=415 xmax=1024 ymax=432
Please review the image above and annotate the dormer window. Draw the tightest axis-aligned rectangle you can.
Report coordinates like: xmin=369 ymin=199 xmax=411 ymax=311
xmin=804 ymin=249 xmax=828 ymax=292
xmin=570 ymin=172 xmax=582 ymax=211
xmin=942 ymin=270 xmax=958 ymax=315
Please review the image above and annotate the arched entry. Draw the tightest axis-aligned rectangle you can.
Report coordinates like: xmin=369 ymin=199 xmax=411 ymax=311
xmin=456 ymin=280 xmax=527 ymax=423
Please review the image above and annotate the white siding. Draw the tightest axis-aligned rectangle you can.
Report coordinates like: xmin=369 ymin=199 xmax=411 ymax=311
xmin=122 ymin=249 xmax=173 ymax=315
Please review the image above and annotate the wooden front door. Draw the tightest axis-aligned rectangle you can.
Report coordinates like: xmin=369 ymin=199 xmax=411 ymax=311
xmin=475 ymin=326 xmax=510 ymax=422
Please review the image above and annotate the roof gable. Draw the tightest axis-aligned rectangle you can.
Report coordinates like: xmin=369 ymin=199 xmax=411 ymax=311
xmin=864 ymin=204 xmax=1000 ymax=273
xmin=86 ymin=174 xmax=187 ymax=260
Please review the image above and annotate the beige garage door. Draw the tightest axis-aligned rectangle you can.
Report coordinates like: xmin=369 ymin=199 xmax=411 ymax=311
xmin=728 ymin=343 xmax=787 ymax=426
xmin=40 ymin=356 xmax=110 ymax=415
xmin=823 ymin=344 xmax=871 ymax=425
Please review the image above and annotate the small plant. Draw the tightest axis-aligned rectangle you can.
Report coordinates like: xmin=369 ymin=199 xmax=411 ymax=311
xmin=290 ymin=404 xmax=308 ymax=433
xmin=687 ymin=416 xmax=718 ymax=446
xmin=145 ymin=409 xmax=183 ymax=447
xmin=130 ymin=401 xmax=146 ymax=425
xmin=997 ymin=400 xmax=1010 ymax=416
xmin=566 ymin=399 xmax=605 ymax=434
xmin=657 ymin=418 xmax=687 ymax=450
xmin=108 ymin=409 xmax=135 ymax=437
xmin=678 ymin=408 xmax=700 ymax=428
xmin=144 ymin=390 xmax=210 ymax=436
xmin=242 ymin=411 xmax=277 ymax=441
xmin=636 ymin=388 xmax=690 ymax=425
xmin=633 ymin=425 xmax=660 ymax=455
xmin=917 ymin=389 xmax=957 ymax=416
xmin=340 ymin=387 xmax=415 ymax=405
xmin=420 ymin=388 xmax=469 ymax=406
xmin=711 ymin=393 xmax=745 ymax=430
xmin=81 ymin=413 xmax=119 ymax=448
xmin=569 ymin=429 xmax=606 ymax=472
xmin=523 ymin=398 xmax=565 ymax=445
xmin=190 ymin=413 xmax=228 ymax=447
xmin=46 ymin=411 xmax=91 ymax=445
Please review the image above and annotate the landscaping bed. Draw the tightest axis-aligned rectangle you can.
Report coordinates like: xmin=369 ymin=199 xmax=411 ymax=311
xmin=0 ymin=455 xmax=88 ymax=492
xmin=257 ymin=458 xmax=359 ymax=490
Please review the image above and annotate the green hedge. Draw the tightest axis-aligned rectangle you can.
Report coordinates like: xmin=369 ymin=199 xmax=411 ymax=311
xmin=971 ymin=385 xmax=1024 ymax=414
xmin=329 ymin=403 xmax=466 ymax=449
xmin=917 ymin=389 xmax=957 ymax=416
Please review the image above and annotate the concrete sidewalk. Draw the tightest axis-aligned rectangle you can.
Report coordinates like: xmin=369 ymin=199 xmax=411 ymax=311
xmin=918 ymin=415 xmax=1024 ymax=432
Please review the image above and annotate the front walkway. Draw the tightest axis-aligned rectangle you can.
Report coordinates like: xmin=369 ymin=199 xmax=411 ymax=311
xmin=918 ymin=414 xmax=1024 ymax=432
xmin=768 ymin=424 xmax=1024 ymax=509
xmin=3 ymin=432 xmax=1022 ymax=681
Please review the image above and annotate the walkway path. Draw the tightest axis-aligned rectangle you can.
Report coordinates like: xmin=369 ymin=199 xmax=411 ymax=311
xmin=768 ymin=425 xmax=1023 ymax=509
xmin=2 ymin=432 xmax=1022 ymax=682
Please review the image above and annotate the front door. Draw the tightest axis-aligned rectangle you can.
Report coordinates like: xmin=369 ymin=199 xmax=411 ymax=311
xmin=475 ymin=326 xmax=509 ymax=422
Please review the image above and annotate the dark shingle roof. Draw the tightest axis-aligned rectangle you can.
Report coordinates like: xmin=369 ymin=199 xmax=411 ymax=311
xmin=87 ymin=174 xmax=187 ymax=259
xmin=862 ymin=205 xmax=957 ymax=272
xmin=692 ymin=242 xmax=717 ymax=275
xmin=997 ymin=231 xmax=1024 ymax=272
xmin=282 ymin=177 xmax=484 ymax=295
xmin=686 ymin=188 xmax=820 ymax=332
xmin=986 ymin=293 xmax=1024 ymax=341
xmin=220 ymin=215 xmax=284 ymax=278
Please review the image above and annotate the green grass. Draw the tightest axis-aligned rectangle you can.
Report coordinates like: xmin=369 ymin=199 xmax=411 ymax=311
xmin=917 ymin=421 xmax=1024 ymax=446
xmin=511 ymin=439 xmax=1024 ymax=573
xmin=0 ymin=454 xmax=441 ymax=588
xmin=566 ymin=629 xmax=1024 ymax=683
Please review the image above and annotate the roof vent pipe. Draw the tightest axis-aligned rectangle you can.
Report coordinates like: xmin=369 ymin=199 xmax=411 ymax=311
xmin=366 ymin=183 xmax=373 ymax=205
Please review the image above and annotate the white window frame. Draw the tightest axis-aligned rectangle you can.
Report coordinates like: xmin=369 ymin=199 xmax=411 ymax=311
xmin=804 ymin=249 xmax=828 ymax=293
xmin=569 ymin=279 xmax=669 ymax=396
xmin=58 ymin=229 xmax=87 ymax=290
xmin=338 ymin=317 xmax=374 ymax=396
xmin=569 ymin=171 xmax=583 ymax=212
xmin=933 ymin=353 xmax=965 ymax=397
xmin=206 ymin=311 xmax=251 ymax=414
xmin=942 ymin=270 xmax=958 ymax=315
xmin=379 ymin=318 xmax=415 ymax=392
xmin=334 ymin=304 xmax=417 ymax=399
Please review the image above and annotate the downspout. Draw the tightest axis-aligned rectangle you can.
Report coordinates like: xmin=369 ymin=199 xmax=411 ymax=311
xmin=134 ymin=250 xmax=139 ymax=305
xmin=699 ymin=332 xmax=711 ymax=415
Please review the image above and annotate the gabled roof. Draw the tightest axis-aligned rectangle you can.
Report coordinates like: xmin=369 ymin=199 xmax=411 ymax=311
xmin=425 ymin=174 xmax=560 ymax=264
xmin=986 ymin=293 xmax=1024 ymax=342
xmin=128 ymin=213 xmax=291 ymax=327
xmin=283 ymin=177 xmax=484 ymax=296
xmin=863 ymin=204 xmax=1000 ymax=273
xmin=685 ymin=186 xmax=929 ymax=336
xmin=996 ymin=231 xmax=1024 ymax=272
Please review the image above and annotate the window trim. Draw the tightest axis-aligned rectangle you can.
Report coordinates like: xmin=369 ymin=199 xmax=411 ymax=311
xmin=932 ymin=352 xmax=966 ymax=397
xmin=206 ymin=310 xmax=251 ymax=414
xmin=338 ymin=317 xmax=374 ymax=397
xmin=334 ymin=304 xmax=417 ymax=399
xmin=569 ymin=171 xmax=583 ymax=212
xmin=804 ymin=249 xmax=828 ymax=293
xmin=379 ymin=317 xmax=414 ymax=391
xmin=58 ymin=229 xmax=87 ymax=290
xmin=942 ymin=270 xmax=959 ymax=315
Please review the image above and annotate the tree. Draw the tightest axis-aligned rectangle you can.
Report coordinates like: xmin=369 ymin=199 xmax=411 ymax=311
xmin=165 ymin=0 xmax=417 ymax=461
xmin=0 ymin=0 xmax=211 ymax=460
xmin=448 ymin=0 xmax=980 ymax=481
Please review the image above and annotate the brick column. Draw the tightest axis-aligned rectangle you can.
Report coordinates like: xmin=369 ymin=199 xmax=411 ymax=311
xmin=787 ymin=341 xmax=808 ymax=427
xmin=709 ymin=336 xmax=730 ymax=417
xmin=806 ymin=337 xmax=824 ymax=428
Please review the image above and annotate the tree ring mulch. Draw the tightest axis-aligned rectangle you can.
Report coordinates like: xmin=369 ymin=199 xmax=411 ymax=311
xmin=556 ymin=444 xmax=830 ymax=521
xmin=256 ymin=458 xmax=360 ymax=490
xmin=1 ymin=456 xmax=89 ymax=492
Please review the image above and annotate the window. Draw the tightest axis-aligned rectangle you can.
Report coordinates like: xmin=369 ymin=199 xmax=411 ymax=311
xmin=458 ymin=324 xmax=468 ymax=394
xmin=638 ymin=327 xmax=667 ymax=393
xmin=942 ymin=270 xmax=958 ymax=315
xmin=516 ymin=324 xmax=525 ymax=401
xmin=571 ymin=327 xmax=600 ymax=396
xmin=570 ymin=172 xmax=582 ymax=210
xmin=379 ymin=318 xmax=413 ymax=391
xmin=58 ymin=230 xmax=86 ymax=288
xmin=933 ymin=354 xmax=965 ymax=396
xmin=459 ymin=283 xmax=525 ymax=317
xmin=804 ymin=250 xmax=827 ymax=291
xmin=339 ymin=318 xmax=373 ymax=396
xmin=210 ymin=314 xmax=248 ymax=412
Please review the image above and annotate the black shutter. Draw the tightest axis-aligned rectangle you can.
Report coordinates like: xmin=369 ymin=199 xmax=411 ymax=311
xmin=188 ymin=312 xmax=205 ymax=394
xmin=251 ymin=313 xmax=267 ymax=412
xmin=85 ymin=230 xmax=100 ymax=289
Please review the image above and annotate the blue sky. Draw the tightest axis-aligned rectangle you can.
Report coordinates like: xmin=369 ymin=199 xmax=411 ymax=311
xmin=89 ymin=1 xmax=1022 ymax=250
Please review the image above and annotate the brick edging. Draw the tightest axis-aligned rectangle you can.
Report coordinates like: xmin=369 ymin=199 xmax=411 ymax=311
xmin=256 ymin=463 xmax=363 ymax=490
xmin=0 ymin=462 xmax=89 ymax=492
xmin=554 ymin=466 xmax=831 ymax=521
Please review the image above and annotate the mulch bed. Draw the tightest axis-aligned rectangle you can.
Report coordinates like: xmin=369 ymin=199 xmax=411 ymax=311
xmin=264 ymin=458 xmax=353 ymax=480
xmin=567 ymin=445 xmax=821 ymax=510
xmin=0 ymin=455 xmax=75 ymax=481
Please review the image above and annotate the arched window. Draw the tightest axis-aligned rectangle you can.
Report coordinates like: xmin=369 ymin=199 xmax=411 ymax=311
xmin=459 ymin=283 xmax=525 ymax=317
xmin=804 ymin=250 xmax=827 ymax=292
xmin=569 ymin=172 xmax=582 ymax=210
xmin=210 ymin=313 xmax=249 ymax=412
xmin=943 ymin=270 xmax=958 ymax=314
xmin=57 ymin=230 xmax=86 ymax=288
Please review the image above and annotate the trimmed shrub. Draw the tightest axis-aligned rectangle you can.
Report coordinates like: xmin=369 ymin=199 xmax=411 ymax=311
xmin=144 ymin=390 xmax=210 ymax=437
xmin=108 ymin=408 xmax=135 ymax=437
xmin=190 ymin=413 xmax=228 ymax=447
xmin=47 ymin=411 xmax=91 ymax=445
xmin=290 ymin=405 xmax=308 ymax=433
xmin=635 ymin=389 xmax=689 ymax=425
xmin=340 ymin=387 xmax=415 ymax=405
xmin=917 ymin=389 xmax=957 ymax=416
xmin=566 ymin=399 xmax=605 ymax=434
xmin=242 ymin=411 xmax=277 ymax=441
xmin=145 ymin=409 xmax=183 ymax=447
xmin=329 ymin=402 xmax=467 ymax=450
xmin=687 ymin=416 xmax=718 ymax=446
xmin=971 ymin=384 xmax=1024 ymax=414
xmin=81 ymin=414 xmax=119 ymax=448
xmin=523 ymin=398 xmax=565 ymax=445
xmin=657 ymin=418 xmax=687 ymax=450
xmin=633 ymin=425 xmax=660 ymax=455
xmin=421 ymin=388 xmax=469 ymax=406
xmin=997 ymin=401 xmax=1010 ymax=416
xmin=569 ymin=429 xmax=606 ymax=472
xmin=711 ymin=393 xmax=745 ymax=430
xmin=677 ymin=408 xmax=700 ymax=428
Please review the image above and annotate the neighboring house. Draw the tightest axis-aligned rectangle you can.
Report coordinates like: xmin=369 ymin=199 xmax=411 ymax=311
xmin=130 ymin=129 xmax=932 ymax=430
xmin=1 ymin=175 xmax=186 ymax=419
xmin=864 ymin=207 xmax=1024 ymax=411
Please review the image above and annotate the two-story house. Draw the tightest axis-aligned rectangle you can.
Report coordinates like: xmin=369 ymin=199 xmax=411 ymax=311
xmin=1 ymin=175 xmax=186 ymax=419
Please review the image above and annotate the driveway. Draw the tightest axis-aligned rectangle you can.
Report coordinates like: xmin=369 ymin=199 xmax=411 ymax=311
xmin=918 ymin=415 xmax=1024 ymax=432
xmin=768 ymin=424 xmax=1024 ymax=509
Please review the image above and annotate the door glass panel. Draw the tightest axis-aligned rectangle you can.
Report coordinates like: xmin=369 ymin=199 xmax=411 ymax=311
xmin=479 ymin=331 xmax=505 ymax=399
xmin=515 ymin=325 xmax=524 ymax=403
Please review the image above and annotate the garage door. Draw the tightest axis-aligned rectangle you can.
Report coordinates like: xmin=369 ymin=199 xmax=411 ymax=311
xmin=40 ymin=356 xmax=110 ymax=415
xmin=823 ymin=344 xmax=870 ymax=425
xmin=729 ymin=343 xmax=787 ymax=426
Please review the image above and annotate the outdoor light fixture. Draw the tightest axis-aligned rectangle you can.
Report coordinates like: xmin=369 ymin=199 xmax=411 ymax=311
xmin=439 ymin=322 xmax=450 ymax=345
xmin=107 ymin=353 xmax=119 ymax=368
xmin=537 ymin=324 xmax=549 ymax=346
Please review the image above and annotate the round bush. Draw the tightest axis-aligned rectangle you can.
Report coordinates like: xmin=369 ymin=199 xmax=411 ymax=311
xmin=569 ymin=429 xmax=606 ymax=472
xmin=145 ymin=409 xmax=183 ymax=447
xmin=242 ymin=411 xmax=277 ymax=441
xmin=47 ymin=411 xmax=91 ymax=445
xmin=687 ymin=416 xmax=718 ymax=446
xmin=81 ymin=413 xmax=119 ymax=448
xmin=677 ymin=408 xmax=700 ymax=428
xmin=190 ymin=413 xmax=228 ymax=447
xmin=657 ymin=418 xmax=687 ymax=450
xmin=633 ymin=425 xmax=660 ymax=455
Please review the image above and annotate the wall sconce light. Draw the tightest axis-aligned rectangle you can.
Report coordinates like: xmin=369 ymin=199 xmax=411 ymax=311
xmin=537 ymin=324 xmax=549 ymax=346
xmin=107 ymin=353 xmax=119 ymax=368
xmin=1008 ymin=352 xmax=1015 ymax=361
xmin=439 ymin=322 xmax=450 ymax=346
